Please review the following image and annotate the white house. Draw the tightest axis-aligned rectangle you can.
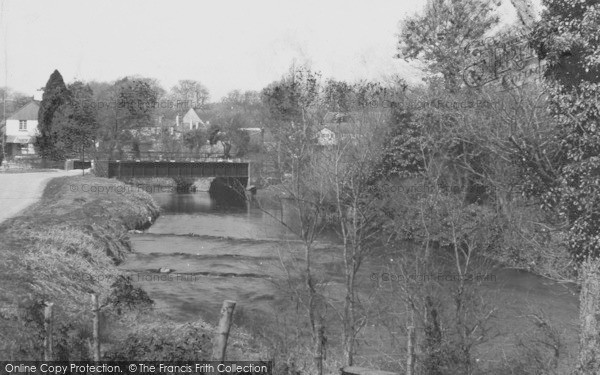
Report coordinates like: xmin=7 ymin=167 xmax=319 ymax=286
xmin=5 ymin=101 xmax=40 ymax=157
xmin=317 ymin=112 xmax=360 ymax=146
xmin=182 ymin=108 xmax=208 ymax=130
xmin=317 ymin=128 xmax=336 ymax=146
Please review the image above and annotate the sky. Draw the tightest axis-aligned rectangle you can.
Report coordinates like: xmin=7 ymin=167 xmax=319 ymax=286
xmin=0 ymin=0 xmax=541 ymax=101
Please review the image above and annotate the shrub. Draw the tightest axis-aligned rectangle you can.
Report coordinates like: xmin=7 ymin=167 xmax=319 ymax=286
xmin=103 ymin=319 xmax=212 ymax=361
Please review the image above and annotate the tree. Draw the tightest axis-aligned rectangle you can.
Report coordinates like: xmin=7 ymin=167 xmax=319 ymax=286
xmin=0 ymin=87 xmax=31 ymax=115
xmin=182 ymin=129 xmax=207 ymax=153
xmin=170 ymin=80 xmax=210 ymax=108
xmin=202 ymin=90 xmax=266 ymax=157
xmin=35 ymin=70 xmax=71 ymax=160
xmin=322 ymin=79 xmax=355 ymax=112
xmin=531 ymin=0 xmax=600 ymax=373
xmin=259 ymin=66 xmax=328 ymax=372
xmin=95 ymin=77 xmax=159 ymax=158
xmin=262 ymin=66 xmax=323 ymax=178
xmin=59 ymin=81 xmax=99 ymax=160
xmin=323 ymin=104 xmax=391 ymax=366
xmin=396 ymin=0 xmax=500 ymax=92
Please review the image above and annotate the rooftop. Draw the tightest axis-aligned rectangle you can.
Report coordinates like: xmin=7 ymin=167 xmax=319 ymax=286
xmin=7 ymin=101 xmax=40 ymax=121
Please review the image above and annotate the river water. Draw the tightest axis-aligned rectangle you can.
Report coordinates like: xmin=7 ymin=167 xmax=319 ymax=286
xmin=119 ymin=189 xmax=580 ymax=364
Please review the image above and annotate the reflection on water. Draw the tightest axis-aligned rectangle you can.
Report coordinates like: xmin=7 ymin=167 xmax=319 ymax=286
xmin=156 ymin=193 xmax=215 ymax=213
xmin=150 ymin=192 xmax=298 ymax=240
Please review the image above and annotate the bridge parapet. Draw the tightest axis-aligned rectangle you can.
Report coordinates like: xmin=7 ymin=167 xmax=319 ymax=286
xmin=107 ymin=161 xmax=250 ymax=179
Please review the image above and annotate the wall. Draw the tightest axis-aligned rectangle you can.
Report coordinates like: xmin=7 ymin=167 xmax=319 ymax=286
xmin=5 ymin=119 xmax=39 ymax=137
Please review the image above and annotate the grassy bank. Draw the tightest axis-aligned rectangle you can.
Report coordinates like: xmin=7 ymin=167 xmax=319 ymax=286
xmin=0 ymin=175 xmax=266 ymax=361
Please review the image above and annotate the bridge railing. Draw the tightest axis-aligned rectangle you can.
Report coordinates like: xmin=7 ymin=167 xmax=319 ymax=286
xmin=105 ymin=160 xmax=250 ymax=179
xmin=99 ymin=150 xmax=240 ymax=162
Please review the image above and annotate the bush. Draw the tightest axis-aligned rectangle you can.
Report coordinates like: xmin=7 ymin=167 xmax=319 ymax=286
xmin=103 ymin=319 xmax=212 ymax=360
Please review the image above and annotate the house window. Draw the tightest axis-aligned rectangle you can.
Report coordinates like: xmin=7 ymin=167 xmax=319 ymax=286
xmin=19 ymin=120 xmax=27 ymax=131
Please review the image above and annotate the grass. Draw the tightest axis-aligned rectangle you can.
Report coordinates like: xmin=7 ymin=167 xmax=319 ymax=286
xmin=0 ymin=175 xmax=267 ymax=361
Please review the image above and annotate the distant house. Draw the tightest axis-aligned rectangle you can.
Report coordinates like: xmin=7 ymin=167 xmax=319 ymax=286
xmin=4 ymin=101 xmax=40 ymax=157
xmin=317 ymin=128 xmax=336 ymax=146
xmin=137 ymin=115 xmax=180 ymax=139
xmin=182 ymin=108 xmax=208 ymax=131
xmin=317 ymin=111 xmax=360 ymax=146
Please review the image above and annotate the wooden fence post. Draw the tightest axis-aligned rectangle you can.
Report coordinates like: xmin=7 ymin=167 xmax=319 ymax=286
xmin=43 ymin=302 xmax=53 ymax=361
xmin=91 ymin=293 xmax=101 ymax=361
xmin=212 ymin=300 xmax=236 ymax=361
xmin=315 ymin=323 xmax=324 ymax=375
xmin=406 ymin=325 xmax=415 ymax=375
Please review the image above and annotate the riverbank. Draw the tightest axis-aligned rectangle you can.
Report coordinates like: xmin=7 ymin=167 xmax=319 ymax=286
xmin=0 ymin=175 xmax=267 ymax=360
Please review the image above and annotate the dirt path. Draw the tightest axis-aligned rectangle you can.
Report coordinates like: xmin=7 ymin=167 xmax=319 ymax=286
xmin=0 ymin=169 xmax=83 ymax=224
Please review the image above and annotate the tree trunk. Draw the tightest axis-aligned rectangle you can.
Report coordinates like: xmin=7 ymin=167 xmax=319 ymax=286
xmin=575 ymin=258 xmax=600 ymax=375
xmin=343 ymin=262 xmax=356 ymax=366
xmin=315 ymin=323 xmax=324 ymax=375
xmin=406 ymin=325 xmax=416 ymax=375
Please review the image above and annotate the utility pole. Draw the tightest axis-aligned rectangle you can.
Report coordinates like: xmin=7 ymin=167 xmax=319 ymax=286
xmin=2 ymin=92 xmax=6 ymax=166
xmin=1 ymin=97 xmax=14 ymax=167
xmin=1 ymin=0 xmax=6 ymax=166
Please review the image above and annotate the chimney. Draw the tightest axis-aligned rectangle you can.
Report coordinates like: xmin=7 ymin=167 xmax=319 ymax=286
xmin=176 ymin=114 xmax=180 ymax=127
xmin=33 ymin=90 xmax=44 ymax=101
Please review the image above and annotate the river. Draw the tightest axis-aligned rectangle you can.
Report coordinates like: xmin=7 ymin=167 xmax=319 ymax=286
xmin=119 ymin=188 xmax=580 ymax=366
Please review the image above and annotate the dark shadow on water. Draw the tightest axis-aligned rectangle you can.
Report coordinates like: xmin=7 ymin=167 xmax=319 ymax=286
xmin=209 ymin=177 xmax=247 ymax=208
xmin=155 ymin=193 xmax=215 ymax=213
xmin=152 ymin=189 xmax=247 ymax=214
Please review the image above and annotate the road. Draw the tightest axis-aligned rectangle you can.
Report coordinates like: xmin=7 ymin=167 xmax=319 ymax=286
xmin=0 ymin=169 xmax=82 ymax=225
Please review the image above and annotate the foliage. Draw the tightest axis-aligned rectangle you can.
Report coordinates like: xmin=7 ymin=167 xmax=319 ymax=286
xmin=207 ymin=123 xmax=221 ymax=145
xmin=375 ymin=107 xmax=429 ymax=179
xmin=0 ymin=86 xmax=31 ymax=114
xmin=105 ymin=276 xmax=154 ymax=313
xmin=170 ymin=79 xmax=210 ymax=108
xmin=34 ymin=74 xmax=100 ymax=160
xmin=92 ymin=77 xmax=159 ymax=158
xmin=116 ymin=78 xmax=158 ymax=132
xmin=528 ymin=1 xmax=600 ymax=373
xmin=35 ymin=70 xmax=72 ymax=160
xmin=50 ymin=81 xmax=99 ymax=159
xmin=396 ymin=0 xmax=500 ymax=91
xmin=228 ymin=127 xmax=251 ymax=157
xmin=531 ymin=0 xmax=600 ymax=261
xmin=182 ymin=129 xmax=207 ymax=152
xmin=103 ymin=319 xmax=212 ymax=360
xmin=261 ymin=66 xmax=323 ymax=176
